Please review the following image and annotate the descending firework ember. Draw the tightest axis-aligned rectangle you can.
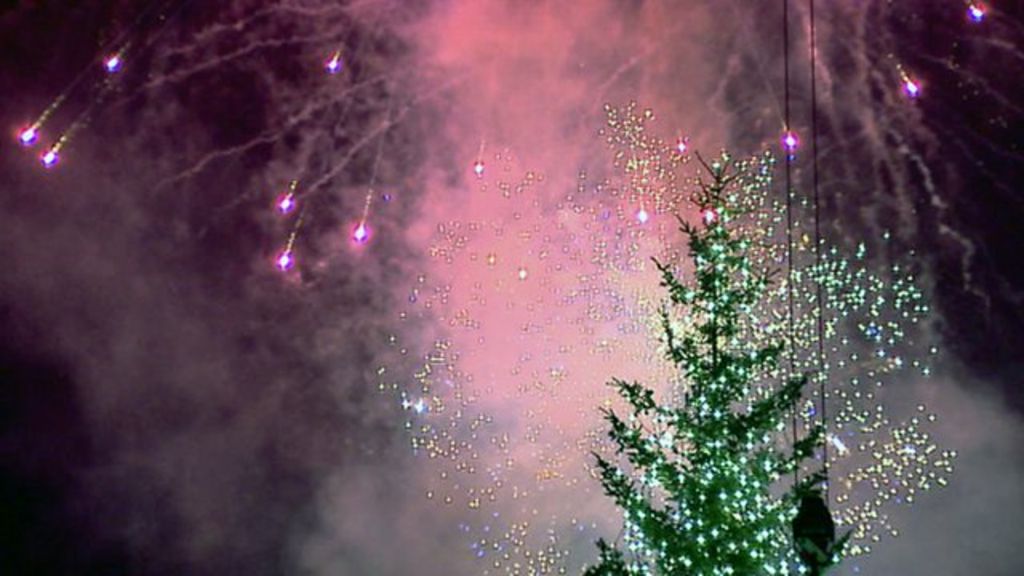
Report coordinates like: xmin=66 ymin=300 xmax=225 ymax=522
xmin=325 ymin=50 xmax=342 ymax=74
xmin=473 ymin=159 xmax=485 ymax=177
xmin=967 ymin=3 xmax=986 ymax=22
xmin=277 ymin=194 xmax=296 ymax=214
xmin=104 ymin=54 xmax=123 ymax=73
xmin=903 ymin=78 xmax=921 ymax=98
xmin=276 ymin=180 xmax=299 ymax=214
xmin=18 ymin=126 xmax=38 ymax=146
xmin=636 ymin=207 xmax=649 ymax=223
xmin=352 ymin=221 xmax=370 ymax=244
xmin=40 ymin=148 xmax=59 ymax=168
xmin=782 ymin=130 xmax=799 ymax=152
xmin=276 ymin=249 xmax=294 ymax=271
xmin=898 ymin=65 xmax=921 ymax=98
xmin=381 ymin=104 xmax=954 ymax=573
xmin=675 ymin=136 xmax=689 ymax=154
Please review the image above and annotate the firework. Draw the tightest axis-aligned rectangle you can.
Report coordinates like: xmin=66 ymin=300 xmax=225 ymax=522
xmin=967 ymin=3 xmax=986 ymax=23
xmin=325 ymin=50 xmax=342 ymax=74
xmin=18 ymin=126 xmax=39 ymax=147
xmin=381 ymin=104 xmax=953 ymax=573
xmin=276 ymin=180 xmax=299 ymax=214
xmin=104 ymin=53 xmax=124 ymax=73
xmin=40 ymin=148 xmax=60 ymax=168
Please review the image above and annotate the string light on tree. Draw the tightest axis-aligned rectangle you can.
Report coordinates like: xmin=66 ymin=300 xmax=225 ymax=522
xmin=702 ymin=207 xmax=718 ymax=224
xmin=675 ymin=136 xmax=689 ymax=155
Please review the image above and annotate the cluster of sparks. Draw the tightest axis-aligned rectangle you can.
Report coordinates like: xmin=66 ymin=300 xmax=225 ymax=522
xmin=14 ymin=2 xmax=994 ymax=279
xmin=14 ymin=3 xmax=163 ymax=168
xmin=11 ymin=4 xmax=374 ymax=274
xmin=377 ymin=103 xmax=955 ymax=573
xmin=776 ymin=1 xmax=993 ymax=157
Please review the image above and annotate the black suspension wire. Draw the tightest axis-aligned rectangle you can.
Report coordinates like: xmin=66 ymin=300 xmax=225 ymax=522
xmin=783 ymin=0 xmax=799 ymax=486
xmin=809 ymin=0 xmax=830 ymax=504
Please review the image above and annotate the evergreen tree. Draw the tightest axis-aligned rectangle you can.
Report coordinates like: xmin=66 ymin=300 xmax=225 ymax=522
xmin=586 ymin=154 xmax=836 ymax=575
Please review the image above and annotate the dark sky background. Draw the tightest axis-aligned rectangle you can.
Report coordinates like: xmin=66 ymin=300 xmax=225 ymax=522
xmin=1 ymin=1 xmax=1022 ymax=575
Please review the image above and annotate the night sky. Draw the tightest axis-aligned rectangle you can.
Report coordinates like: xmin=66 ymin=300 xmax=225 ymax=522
xmin=1 ymin=1 xmax=1023 ymax=575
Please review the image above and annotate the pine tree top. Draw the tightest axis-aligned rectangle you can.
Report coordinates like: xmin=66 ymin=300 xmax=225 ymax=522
xmin=586 ymin=153 xmax=824 ymax=576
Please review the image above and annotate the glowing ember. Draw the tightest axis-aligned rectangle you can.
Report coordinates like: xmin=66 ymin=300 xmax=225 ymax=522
xmin=473 ymin=160 xmax=485 ymax=177
xmin=277 ymin=194 xmax=296 ymax=214
xmin=781 ymin=131 xmax=799 ymax=152
xmin=903 ymin=78 xmax=921 ymax=98
xmin=276 ymin=250 xmax=294 ymax=271
xmin=325 ymin=51 xmax=342 ymax=74
xmin=353 ymin=221 xmax=370 ymax=243
xmin=105 ymin=55 xmax=122 ymax=73
xmin=40 ymin=149 xmax=59 ymax=168
xmin=968 ymin=3 xmax=986 ymax=22
xmin=18 ymin=127 xmax=38 ymax=146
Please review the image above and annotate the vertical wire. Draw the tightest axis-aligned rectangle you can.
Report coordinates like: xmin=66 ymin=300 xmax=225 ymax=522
xmin=783 ymin=0 xmax=799 ymax=486
xmin=809 ymin=0 xmax=830 ymax=502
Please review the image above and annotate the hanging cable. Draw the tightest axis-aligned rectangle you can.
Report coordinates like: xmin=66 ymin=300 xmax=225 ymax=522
xmin=782 ymin=0 xmax=800 ymax=486
xmin=809 ymin=0 xmax=830 ymax=503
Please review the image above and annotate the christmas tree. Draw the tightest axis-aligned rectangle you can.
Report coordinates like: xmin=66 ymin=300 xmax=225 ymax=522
xmin=586 ymin=154 xmax=842 ymax=575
